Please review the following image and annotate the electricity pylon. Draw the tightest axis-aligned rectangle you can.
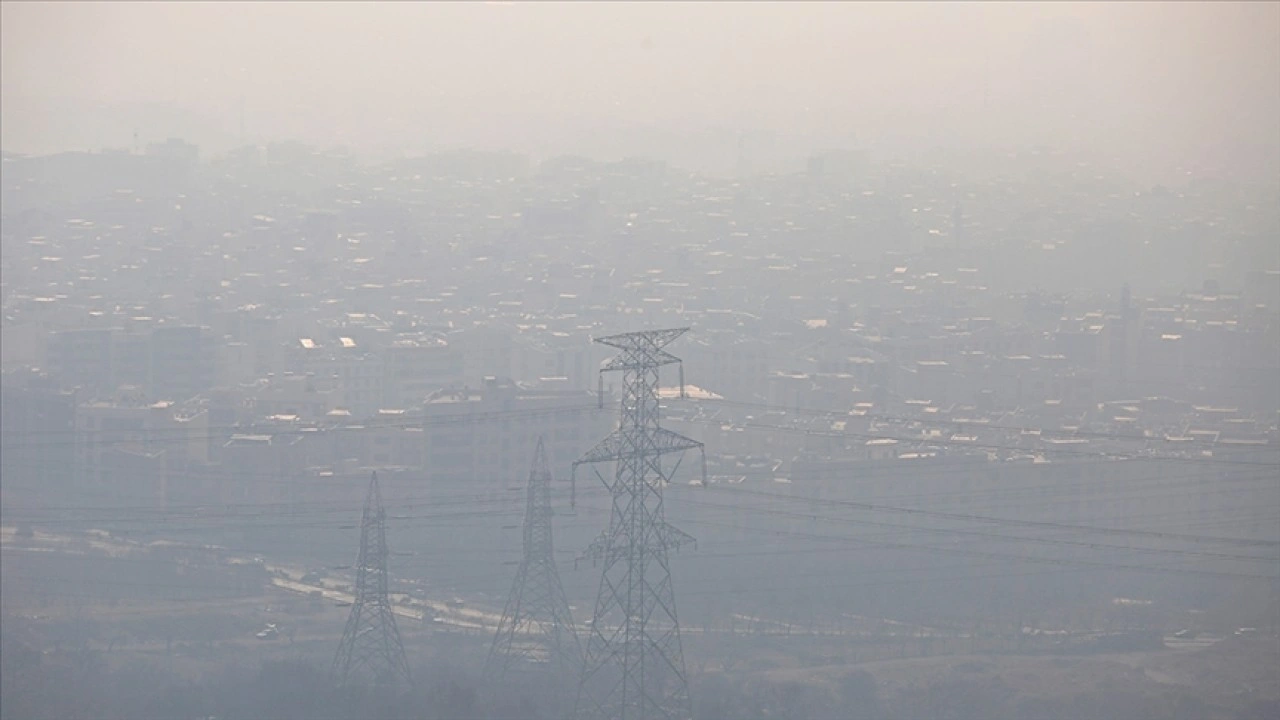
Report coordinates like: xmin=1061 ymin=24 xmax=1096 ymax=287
xmin=332 ymin=471 xmax=412 ymax=688
xmin=485 ymin=437 xmax=582 ymax=709
xmin=571 ymin=328 xmax=706 ymax=720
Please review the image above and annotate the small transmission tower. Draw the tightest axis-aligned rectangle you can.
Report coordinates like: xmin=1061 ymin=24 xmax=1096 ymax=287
xmin=572 ymin=327 xmax=706 ymax=720
xmin=485 ymin=437 xmax=582 ymax=703
xmin=332 ymin=471 xmax=412 ymax=688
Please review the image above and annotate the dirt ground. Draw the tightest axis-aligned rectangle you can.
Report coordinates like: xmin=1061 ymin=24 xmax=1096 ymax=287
xmin=735 ymin=633 xmax=1280 ymax=720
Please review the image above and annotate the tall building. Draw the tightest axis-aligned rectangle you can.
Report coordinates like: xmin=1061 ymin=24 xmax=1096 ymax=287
xmin=0 ymin=383 xmax=77 ymax=504
xmin=382 ymin=337 xmax=464 ymax=408
xmin=45 ymin=325 xmax=215 ymax=402
xmin=74 ymin=391 xmax=209 ymax=508
xmin=422 ymin=378 xmax=610 ymax=489
xmin=150 ymin=325 xmax=216 ymax=401
xmin=47 ymin=328 xmax=116 ymax=393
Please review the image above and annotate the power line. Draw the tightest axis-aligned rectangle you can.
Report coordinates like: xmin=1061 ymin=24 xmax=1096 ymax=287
xmin=0 ymin=402 xmax=607 ymax=444
xmin=3 ymin=395 xmax=1272 ymax=473
xmin=685 ymin=465 xmax=1277 ymax=515
xmin=6 ymin=503 xmax=1276 ymax=626
xmin=670 ymin=494 xmax=1275 ymax=565
xmin=668 ymin=513 xmax=1278 ymax=583
xmin=706 ymin=484 xmax=1280 ymax=549
xmin=685 ymin=417 xmax=1279 ymax=468
xmin=2 ymin=464 xmax=1271 ymax=544
xmin=702 ymin=397 xmax=1279 ymax=449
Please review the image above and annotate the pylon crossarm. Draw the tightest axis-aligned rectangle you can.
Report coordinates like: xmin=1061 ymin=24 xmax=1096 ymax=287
xmin=656 ymin=522 xmax=695 ymax=553
xmin=575 ymin=428 xmax=702 ymax=467
xmin=594 ymin=327 xmax=689 ymax=352
xmin=600 ymin=348 xmax=683 ymax=374
xmin=575 ymin=431 xmax=629 ymax=467
xmin=581 ymin=530 xmax=612 ymax=565
xmin=650 ymin=428 xmax=704 ymax=457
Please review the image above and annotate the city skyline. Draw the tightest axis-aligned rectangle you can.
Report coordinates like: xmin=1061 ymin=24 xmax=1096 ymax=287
xmin=3 ymin=2 xmax=1278 ymax=183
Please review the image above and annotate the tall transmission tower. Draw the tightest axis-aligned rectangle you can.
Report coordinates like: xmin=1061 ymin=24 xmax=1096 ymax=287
xmin=571 ymin=327 xmax=707 ymax=720
xmin=332 ymin=471 xmax=412 ymax=688
xmin=485 ymin=437 xmax=582 ymax=707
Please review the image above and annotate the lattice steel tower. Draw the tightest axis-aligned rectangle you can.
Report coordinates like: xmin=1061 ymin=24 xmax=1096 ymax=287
xmin=485 ymin=437 xmax=582 ymax=711
xmin=571 ymin=327 xmax=706 ymax=720
xmin=332 ymin=471 xmax=412 ymax=688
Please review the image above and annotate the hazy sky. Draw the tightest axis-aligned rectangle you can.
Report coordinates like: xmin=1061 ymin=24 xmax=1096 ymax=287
xmin=3 ymin=1 xmax=1277 ymax=179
